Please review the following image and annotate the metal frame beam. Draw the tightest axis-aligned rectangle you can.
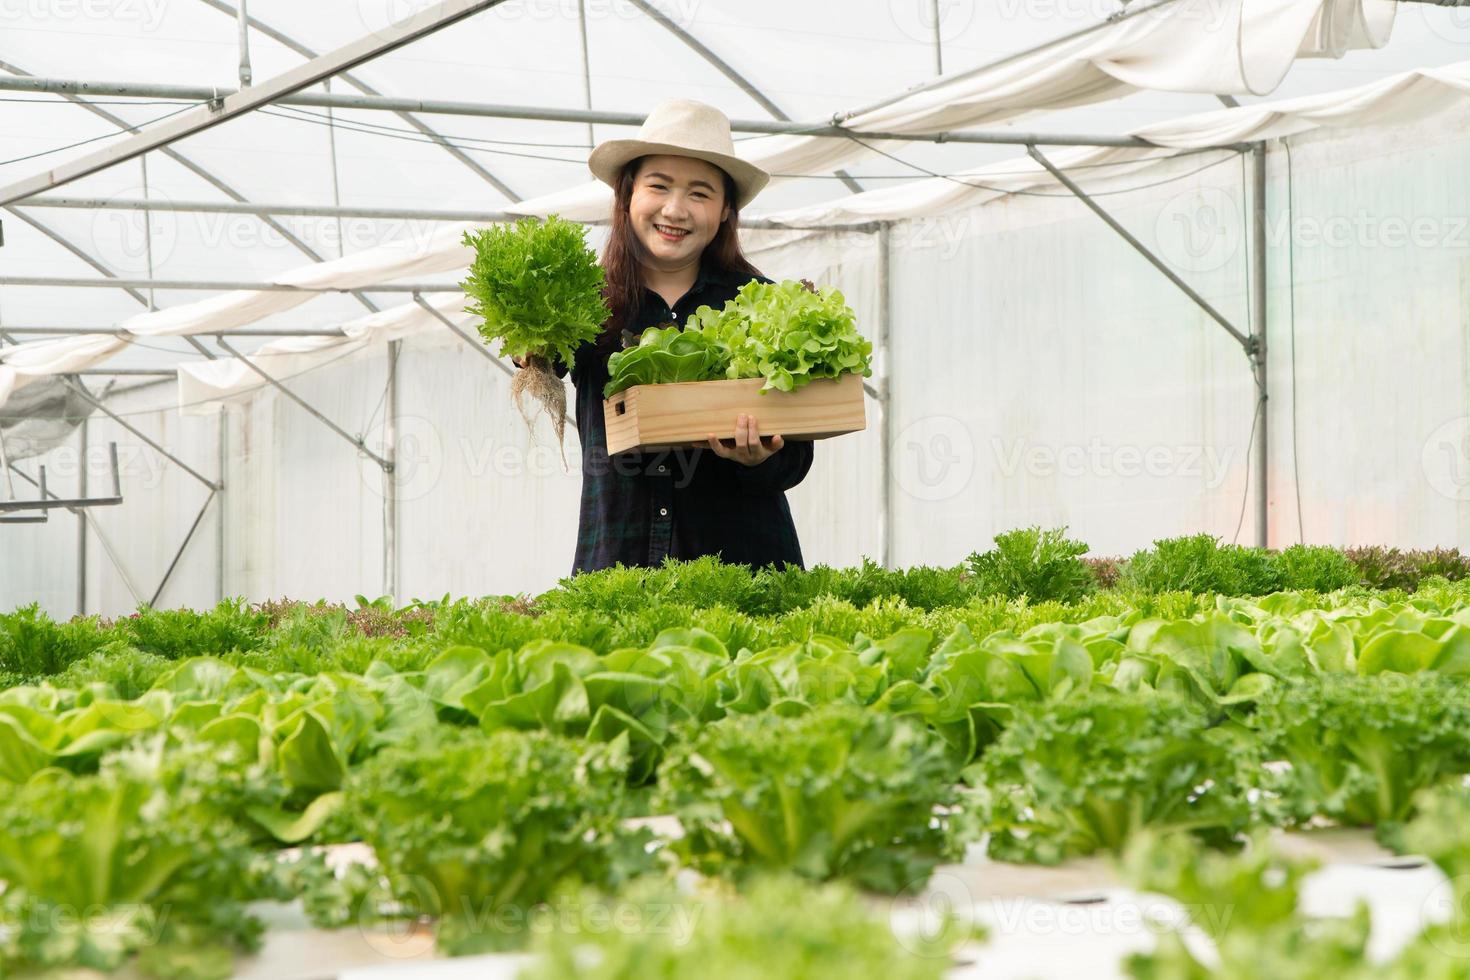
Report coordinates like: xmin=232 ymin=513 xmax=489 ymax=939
xmin=6 ymin=326 xmax=347 ymax=338
xmin=0 ymin=78 xmax=1192 ymax=151
xmin=0 ymin=0 xmax=511 ymax=206
xmin=150 ymin=488 xmax=217 ymax=606
xmin=13 ymin=195 xmax=877 ymax=231
xmin=0 ymin=441 xmax=121 ymax=513
xmin=212 ymin=335 xmax=392 ymax=470
xmin=24 ymin=195 xmax=511 ymax=222
xmin=1 ymin=276 xmax=460 ymax=293
xmin=73 ymin=369 xmax=179 ymax=376
xmin=1025 ymin=145 xmax=1253 ymax=350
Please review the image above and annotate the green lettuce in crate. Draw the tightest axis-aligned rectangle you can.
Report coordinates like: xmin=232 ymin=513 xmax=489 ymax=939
xmin=604 ymin=279 xmax=872 ymax=397
xmin=461 ymin=215 xmax=610 ymax=454
xmin=602 ymin=324 xmax=728 ymax=394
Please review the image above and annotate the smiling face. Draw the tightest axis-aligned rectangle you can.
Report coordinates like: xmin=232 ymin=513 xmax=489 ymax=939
xmin=627 ymin=154 xmax=732 ymax=273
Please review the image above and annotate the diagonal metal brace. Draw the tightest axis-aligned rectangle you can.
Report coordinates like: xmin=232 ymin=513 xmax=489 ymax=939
xmin=1026 ymin=145 xmax=1253 ymax=353
xmin=414 ymin=293 xmax=580 ymax=435
xmin=3 ymin=457 xmax=145 ymax=601
xmin=213 ymin=335 xmax=393 ymax=471
xmin=412 ymin=292 xmax=514 ymax=380
xmin=58 ymin=376 xmax=223 ymax=491
xmin=150 ymin=487 xmax=217 ymax=606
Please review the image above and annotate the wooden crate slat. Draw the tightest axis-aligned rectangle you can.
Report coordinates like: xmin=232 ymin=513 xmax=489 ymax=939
xmin=604 ymin=373 xmax=867 ymax=455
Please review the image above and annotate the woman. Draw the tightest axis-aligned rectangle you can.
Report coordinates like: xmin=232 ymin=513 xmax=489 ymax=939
xmin=529 ymin=99 xmax=813 ymax=575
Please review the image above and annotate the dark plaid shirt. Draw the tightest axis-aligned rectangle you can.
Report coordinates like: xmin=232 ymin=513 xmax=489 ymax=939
xmin=557 ymin=264 xmax=813 ymax=575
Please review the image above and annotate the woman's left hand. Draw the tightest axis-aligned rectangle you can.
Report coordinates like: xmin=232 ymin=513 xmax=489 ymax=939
xmin=707 ymin=414 xmax=785 ymax=467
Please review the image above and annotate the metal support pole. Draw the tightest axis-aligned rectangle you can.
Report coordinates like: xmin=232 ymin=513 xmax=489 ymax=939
xmin=1251 ymin=142 xmax=1270 ymax=548
xmin=57 ymin=376 xmax=222 ymax=491
xmin=217 ymin=411 xmax=226 ymax=603
xmin=575 ymin=0 xmax=595 ymax=149
xmin=930 ymin=0 xmax=943 ymax=75
xmin=324 ymin=79 xmax=346 ymax=258
xmin=150 ymin=489 xmax=218 ymax=606
xmin=1025 ymin=145 xmax=1254 ymax=352
xmin=77 ymin=418 xmax=87 ymax=615
xmin=212 ymin=336 xmax=393 ymax=471
xmin=384 ymin=341 xmax=399 ymax=602
xmin=876 ymin=223 xmax=894 ymax=571
xmin=236 ymin=0 xmax=253 ymax=87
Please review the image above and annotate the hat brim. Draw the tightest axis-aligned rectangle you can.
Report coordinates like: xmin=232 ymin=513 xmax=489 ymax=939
xmin=588 ymin=139 xmax=770 ymax=211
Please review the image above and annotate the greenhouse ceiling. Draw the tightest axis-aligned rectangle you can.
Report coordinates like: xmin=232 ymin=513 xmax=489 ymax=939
xmin=0 ymin=0 xmax=1467 ymax=386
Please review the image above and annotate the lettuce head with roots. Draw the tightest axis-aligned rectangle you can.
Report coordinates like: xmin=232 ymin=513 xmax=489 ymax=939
xmin=461 ymin=215 xmax=610 ymax=457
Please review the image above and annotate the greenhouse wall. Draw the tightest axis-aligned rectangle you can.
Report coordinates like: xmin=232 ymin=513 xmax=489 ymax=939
xmin=4 ymin=103 xmax=1469 ymax=617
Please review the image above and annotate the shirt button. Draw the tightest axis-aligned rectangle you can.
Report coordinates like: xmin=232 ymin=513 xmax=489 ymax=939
xmin=657 ymin=465 xmax=667 ymax=473
xmin=659 ymin=507 xmax=668 ymax=517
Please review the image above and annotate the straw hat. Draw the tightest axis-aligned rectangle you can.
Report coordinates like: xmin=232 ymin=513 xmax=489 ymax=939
xmin=588 ymin=99 xmax=770 ymax=210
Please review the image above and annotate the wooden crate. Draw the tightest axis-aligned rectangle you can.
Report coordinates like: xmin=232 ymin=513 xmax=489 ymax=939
xmin=603 ymin=372 xmax=867 ymax=455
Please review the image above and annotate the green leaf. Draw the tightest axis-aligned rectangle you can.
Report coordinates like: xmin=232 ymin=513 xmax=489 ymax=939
xmin=1358 ymin=629 xmax=1441 ymax=674
xmin=246 ymin=791 xmax=345 ymax=844
xmin=278 ymin=711 xmax=345 ymax=792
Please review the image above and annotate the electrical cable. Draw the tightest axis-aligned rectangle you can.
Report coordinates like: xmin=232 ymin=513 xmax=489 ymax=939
xmin=0 ymin=101 xmax=204 ymax=167
xmin=257 ymin=104 xmax=1246 ymax=198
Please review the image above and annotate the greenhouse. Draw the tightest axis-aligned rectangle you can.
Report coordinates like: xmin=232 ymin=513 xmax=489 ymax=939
xmin=2 ymin=0 xmax=1470 ymax=976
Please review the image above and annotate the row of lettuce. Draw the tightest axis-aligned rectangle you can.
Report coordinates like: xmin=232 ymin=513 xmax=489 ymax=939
xmin=4 ymin=573 xmax=1470 ymax=975
xmin=6 ymin=535 xmax=1470 ymax=693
